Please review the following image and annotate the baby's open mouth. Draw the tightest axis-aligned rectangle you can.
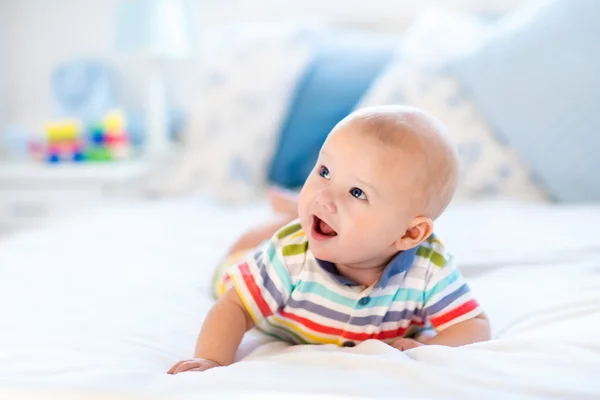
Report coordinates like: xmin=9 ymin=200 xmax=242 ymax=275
xmin=313 ymin=215 xmax=337 ymax=237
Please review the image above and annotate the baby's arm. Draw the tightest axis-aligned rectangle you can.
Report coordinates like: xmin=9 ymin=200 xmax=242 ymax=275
xmin=167 ymin=289 xmax=253 ymax=374
xmin=392 ymin=313 xmax=489 ymax=351
xmin=195 ymin=289 xmax=254 ymax=364
xmin=421 ymin=312 xmax=490 ymax=346
xmin=169 ymin=224 xmax=297 ymax=373
xmin=394 ymin=251 xmax=491 ymax=351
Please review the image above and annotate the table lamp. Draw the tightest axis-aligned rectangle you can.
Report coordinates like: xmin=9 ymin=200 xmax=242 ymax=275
xmin=115 ymin=0 xmax=193 ymax=156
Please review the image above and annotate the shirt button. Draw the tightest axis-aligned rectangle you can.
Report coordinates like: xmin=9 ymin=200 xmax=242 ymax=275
xmin=359 ymin=297 xmax=371 ymax=306
xmin=342 ymin=341 xmax=356 ymax=347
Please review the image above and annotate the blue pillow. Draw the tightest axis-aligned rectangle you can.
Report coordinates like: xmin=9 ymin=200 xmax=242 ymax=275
xmin=268 ymin=31 xmax=396 ymax=189
xmin=447 ymin=0 xmax=600 ymax=202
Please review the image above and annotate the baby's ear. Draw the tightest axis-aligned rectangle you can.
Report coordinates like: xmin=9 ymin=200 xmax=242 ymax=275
xmin=394 ymin=217 xmax=433 ymax=251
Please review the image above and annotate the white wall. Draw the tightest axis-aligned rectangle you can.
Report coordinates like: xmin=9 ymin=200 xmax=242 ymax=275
xmin=2 ymin=0 xmax=525 ymax=135
xmin=4 ymin=0 xmax=146 ymax=130
xmin=0 ymin=3 xmax=7 ymax=142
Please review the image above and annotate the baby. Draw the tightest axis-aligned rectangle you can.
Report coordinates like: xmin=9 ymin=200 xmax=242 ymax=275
xmin=168 ymin=105 xmax=490 ymax=374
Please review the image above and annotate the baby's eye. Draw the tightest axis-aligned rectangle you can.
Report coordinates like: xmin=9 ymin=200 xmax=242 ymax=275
xmin=319 ymin=166 xmax=330 ymax=180
xmin=350 ymin=187 xmax=367 ymax=200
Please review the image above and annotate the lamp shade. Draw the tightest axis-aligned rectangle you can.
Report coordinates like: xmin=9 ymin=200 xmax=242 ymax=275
xmin=115 ymin=0 xmax=193 ymax=58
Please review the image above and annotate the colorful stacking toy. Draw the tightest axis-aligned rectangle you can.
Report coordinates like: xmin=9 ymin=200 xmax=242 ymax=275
xmin=41 ymin=110 xmax=132 ymax=163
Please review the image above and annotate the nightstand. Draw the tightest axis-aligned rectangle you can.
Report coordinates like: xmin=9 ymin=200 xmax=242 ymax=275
xmin=0 ymin=154 xmax=175 ymax=235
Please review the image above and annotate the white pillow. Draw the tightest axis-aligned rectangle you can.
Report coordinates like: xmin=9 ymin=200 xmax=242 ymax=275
xmin=357 ymin=9 xmax=548 ymax=203
xmin=146 ymin=23 xmax=319 ymax=203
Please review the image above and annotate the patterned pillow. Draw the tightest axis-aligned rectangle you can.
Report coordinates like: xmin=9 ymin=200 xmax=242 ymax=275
xmin=447 ymin=0 xmax=600 ymax=202
xmin=356 ymin=9 xmax=548 ymax=202
xmin=145 ymin=23 xmax=319 ymax=202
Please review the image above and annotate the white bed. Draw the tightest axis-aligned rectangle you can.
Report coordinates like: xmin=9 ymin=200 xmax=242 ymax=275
xmin=0 ymin=198 xmax=598 ymax=399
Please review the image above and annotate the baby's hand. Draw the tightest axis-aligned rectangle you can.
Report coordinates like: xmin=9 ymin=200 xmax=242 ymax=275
xmin=167 ymin=358 xmax=221 ymax=374
xmin=391 ymin=338 xmax=424 ymax=351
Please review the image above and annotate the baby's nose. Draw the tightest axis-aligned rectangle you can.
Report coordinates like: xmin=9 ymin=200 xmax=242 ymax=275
xmin=317 ymin=191 xmax=337 ymax=214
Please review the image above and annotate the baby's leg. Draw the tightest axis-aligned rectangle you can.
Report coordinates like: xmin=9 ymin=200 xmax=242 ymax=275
xmin=225 ymin=214 xmax=297 ymax=256
xmin=267 ymin=187 xmax=299 ymax=216
xmin=213 ymin=215 xmax=298 ymax=300
xmin=211 ymin=250 xmax=248 ymax=300
xmin=212 ymin=189 xmax=299 ymax=300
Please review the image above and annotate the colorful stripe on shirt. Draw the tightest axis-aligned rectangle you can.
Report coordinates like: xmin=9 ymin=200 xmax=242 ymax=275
xmin=225 ymin=219 xmax=482 ymax=346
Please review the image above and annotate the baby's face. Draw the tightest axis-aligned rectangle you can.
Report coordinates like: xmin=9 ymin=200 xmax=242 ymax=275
xmin=298 ymin=126 xmax=420 ymax=267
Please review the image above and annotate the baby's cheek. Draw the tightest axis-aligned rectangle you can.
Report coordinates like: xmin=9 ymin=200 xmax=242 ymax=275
xmin=346 ymin=211 xmax=378 ymax=236
xmin=297 ymin=188 xmax=311 ymax=214
xmin=366 ymin=211 xmax=400 ymax=241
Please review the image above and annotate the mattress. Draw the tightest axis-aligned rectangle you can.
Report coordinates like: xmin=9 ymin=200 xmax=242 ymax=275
xmin=0 ymin=197 xmax=598 ymax=399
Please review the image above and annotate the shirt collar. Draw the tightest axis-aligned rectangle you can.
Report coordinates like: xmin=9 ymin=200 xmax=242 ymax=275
xmin=315 ymin=246 xmax=418 ymax=288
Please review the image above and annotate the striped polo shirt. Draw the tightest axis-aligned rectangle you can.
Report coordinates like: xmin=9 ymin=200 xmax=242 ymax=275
xmin=226 ymin=220 xmax=482 ymax=346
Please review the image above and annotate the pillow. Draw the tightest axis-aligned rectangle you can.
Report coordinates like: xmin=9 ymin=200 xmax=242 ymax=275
xmin=447 ymin=0 xmax=600 ymax=202
xmin=144 ymin=23 xmax=319 ymax=202
xmin=267 ymin=31 xmax=397 ymax=189
xmin=356 ymin=8 xmax=548 ymax=202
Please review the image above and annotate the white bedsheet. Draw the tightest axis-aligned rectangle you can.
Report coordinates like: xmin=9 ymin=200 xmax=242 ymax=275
xmin=0 ymin=198 xmax=598 ymax=399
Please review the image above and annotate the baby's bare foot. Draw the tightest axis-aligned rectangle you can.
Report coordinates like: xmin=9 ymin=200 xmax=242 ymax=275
xmin=268 ymin=187 xmax=299 ymax=216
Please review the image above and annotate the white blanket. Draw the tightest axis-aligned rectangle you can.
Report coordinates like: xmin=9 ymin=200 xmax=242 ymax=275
xmin=0 ymin=198 xmax=598 ymax=399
